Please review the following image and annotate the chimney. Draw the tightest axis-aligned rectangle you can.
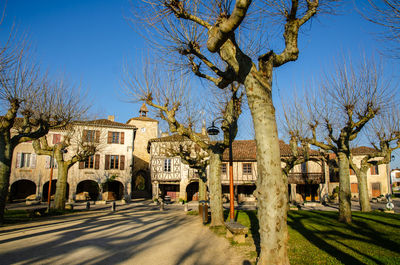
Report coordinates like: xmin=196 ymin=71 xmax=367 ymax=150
xmin=108 ymin=115 xmax=115 ymax=122
xmin=161 ymin=131 xmax=169 ymax=137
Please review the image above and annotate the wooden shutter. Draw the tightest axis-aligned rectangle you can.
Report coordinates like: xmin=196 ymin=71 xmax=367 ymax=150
xmin=351 ymin=183 xmax=358 ymax=193
xmin=120 ymin=132 xmax=124 ymax=144
xmin=30 ymin=153 xmax=37 ymax=169
xmin=95 ymin=130 xmax=100 ymax=143
xmin=95 ymin=154 xmax=100 ymax=169
xmin=79 ymin=161 xmax=84 ymax=169
xmin=16 ymin=153 xmax=21 ymax=168
xmin=105 ymin=155 xmax=110 ymax=170
xmin=45 ymin=156 xmax=51 ymax=169
xmin=83 ymin=130 xmax=88 ymax=142
xmin=53 ymin=134 xmax=57 ymax=144
xmin=120 ymin=155 xmax=125 ymax=170
xmin=107 ymin=132 xmax=112 ymax=144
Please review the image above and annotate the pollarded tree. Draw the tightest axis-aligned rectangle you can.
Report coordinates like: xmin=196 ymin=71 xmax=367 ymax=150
xmin=165 ymin=140 xmax=209 ymax=202
xmin=124 ymin=66 xmax=243 ymax=226
xmin=359 ymin=0 xmax=400 ymax=57
xmin=131 ymin=1 xmax=338 ymax=263
xmin=33 ymin=124 xmax=103 ymax=210
xmin=0 ymin=42 xmax=86 ymax=222
xmin=287 ymin=58 xmax=393 ymax=223
xmin=349 ymin=110 xmax=400 ymax=212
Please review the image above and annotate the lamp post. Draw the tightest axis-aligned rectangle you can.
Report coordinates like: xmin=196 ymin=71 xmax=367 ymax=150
xmin=207 ymin=120 xmax=235 ymax=221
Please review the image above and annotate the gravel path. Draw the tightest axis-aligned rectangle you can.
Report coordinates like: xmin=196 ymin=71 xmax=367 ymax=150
xmin=0 ymin=203 xmax=249 ymax=265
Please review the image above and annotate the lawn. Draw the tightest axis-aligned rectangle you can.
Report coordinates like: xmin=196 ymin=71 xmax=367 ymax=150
xmin=225 ymin=210 xmax=400 ymax=264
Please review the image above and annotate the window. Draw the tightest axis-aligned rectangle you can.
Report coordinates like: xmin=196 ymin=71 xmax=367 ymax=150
xmin=112 ymin=132 xmax=120 ymax=143
xmin=301 ymin=162 xmax=308 ymax=173
xmin=370 ymin=165 xmax=379 ymax=175
xmin=164 ymin=159 xmax=171 ymax=172
xmin=105 ymin=155 xmax=125 ymax=170
xmin=84 ymin=130 xmax=97 ymax=142
xmin=349 ymin=168 xmax=356 ymax=175
xmin=243 ymin=163 xmax=252 ymax=175
xmin=16 ymin=153 xmax=36 ymax=169
xmin=396 ymin=172 xmax=400 ymax=179
xmin=221 ymin=163 xmax=227 ymax=174
xmin=110 ymin=155 xmax=119 ymax=169
xmin=53 ymin=134 xmax=61 ymax=144
xmin=107 ymin=131 xmax=124 ymax=144
xmin=84 ymin=156 xmax=95 ymax=169
xmin=20 ymin=153 xmax=31 ymax=168
xmin=141 ymin=127 xmax=146 ymax=133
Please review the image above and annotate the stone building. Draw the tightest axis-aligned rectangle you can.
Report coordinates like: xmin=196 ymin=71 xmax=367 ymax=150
xmin=126 ymin=103 xmax=159 ymax=198
xmin=149 ymin=136 xmax=391 ymax=203
xmin=8 ymin=105 xmax=159 ymax=202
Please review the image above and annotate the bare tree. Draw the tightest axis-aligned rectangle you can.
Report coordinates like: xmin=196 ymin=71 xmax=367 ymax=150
xmin=124 ymin=64 xmax=243 ymax=226
xmin=358 ymin=0 xmax=400 ymax=57
xmin=33 ymin=124 xmax=103 ymax=210
xmin=165 ymin=141 xmax=209 ymax=201
xmin=0 ymin=40 xmax=87 ymax=222
xmin=287 ymin=58 xmax=393 ymax=223
xmin=349 ymin=110 xmax=400 ymax=211
xmin=130 ymin=1 xmax=338 ymax=263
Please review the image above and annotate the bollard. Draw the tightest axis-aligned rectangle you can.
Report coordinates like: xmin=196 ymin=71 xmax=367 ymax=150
xmin=86 ymin=201 xmax=90 ymax=210
xmin=160 ymin=201 xmax=164 ymax=211
xmin=111 ymin=201 xmax=116 ymax=212
xmin=184 ymin=203 xmax=188 ymax=212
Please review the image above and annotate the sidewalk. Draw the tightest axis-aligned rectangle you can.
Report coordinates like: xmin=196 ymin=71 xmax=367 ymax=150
xmin=0 ymin=202 xmax=249 ymax=265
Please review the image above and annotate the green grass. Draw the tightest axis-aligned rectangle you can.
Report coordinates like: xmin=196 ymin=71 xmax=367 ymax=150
xmin=221 ymin=210 xmax=400 ymax=264
xmin=186 ymin=210 xmax=199 ymax=216
xmin=3 ymin=208 xmax=81 ymax=225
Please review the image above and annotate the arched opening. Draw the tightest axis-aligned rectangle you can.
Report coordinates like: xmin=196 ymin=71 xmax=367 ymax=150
xmin=76 ymin=180 xmax=99 ymax=201
xmin=42 ymin=180 xmax=69 ymax=201
xmin=102 ymin=180 xmax=124 ymax=200
xmin=159 ymin=184 xmax=179 ymax=201
xmin=9 ymin=180 xmax=36 ymax=202
xmin=131 ymin=171 xmax=150 ymax=198
xmin=186 ymin=182 xmax=199 ymax=202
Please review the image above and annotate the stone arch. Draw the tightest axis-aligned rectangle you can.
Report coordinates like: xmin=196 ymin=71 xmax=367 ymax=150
xmin=9 ymin=180 xmax=36 ymax=202
xmin=42 ymin=180 xmax=69 ymax=201
xmin=131 ymin=170 xmax=151 ymax=198
xmin=102 ymin=180 xmax=124 ymax=200
xmin=76 ymin=180 xmax=100 ymax=201
xmin=186 ymin=182 xmax=199 ymax=202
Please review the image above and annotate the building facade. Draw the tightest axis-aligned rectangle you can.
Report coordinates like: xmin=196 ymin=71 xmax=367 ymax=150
xmin=8 ymin=105 xmax=159 ymax=203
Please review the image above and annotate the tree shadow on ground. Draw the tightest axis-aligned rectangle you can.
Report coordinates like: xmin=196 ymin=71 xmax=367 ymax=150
xmin=0 ymin=204 xmax=248 ymax=265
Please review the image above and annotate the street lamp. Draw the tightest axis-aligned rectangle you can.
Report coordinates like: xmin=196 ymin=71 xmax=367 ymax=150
xmin=207 ymin=119 xmax=235 ymax=221
xmin=47 ymin=144 xmax=67 ymax=211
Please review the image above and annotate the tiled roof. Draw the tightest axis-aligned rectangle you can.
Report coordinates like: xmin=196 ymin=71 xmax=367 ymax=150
xmin=351 ymin=146 xmax=378 ymax=155
xmin=149 ymin=133 xmax=208 ymax=143
xmin=74 ymin=119 xmax=137 ymax=129
xmin=127 ymin=116 xmax=158 ymax=123
xmin=221 ymin=140 xmax=321 ymax=161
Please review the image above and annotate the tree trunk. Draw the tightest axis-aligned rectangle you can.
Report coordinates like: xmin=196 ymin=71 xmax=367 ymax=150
xmin=0 ymin=138 xmax=12 ymax=224
xmin=244 ymin=73 xmax=289 ymax=265
xmin=208 ymin=151 xmax=224 ymax=226
xmin=337 ymin=152 xmax=352 ymax=223
xmin=198 ymin=172 xmax=207 ymax=201
xmin=54 ymin=161 xmax=68 ymax=210
xmin=357 ymin=170 xmax=371 ymax=212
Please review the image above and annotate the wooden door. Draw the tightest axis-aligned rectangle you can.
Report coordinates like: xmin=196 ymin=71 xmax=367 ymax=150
xmin=372 ymin=182 xmax=381 ymax=198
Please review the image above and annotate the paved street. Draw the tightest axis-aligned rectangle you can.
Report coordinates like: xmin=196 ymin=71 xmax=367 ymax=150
xmin=0 ymin=202 xmax=249 ymax=265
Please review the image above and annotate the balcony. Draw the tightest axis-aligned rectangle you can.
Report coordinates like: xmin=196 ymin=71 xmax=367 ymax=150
xmin=288 ymin=172 xmax=325 ymax=184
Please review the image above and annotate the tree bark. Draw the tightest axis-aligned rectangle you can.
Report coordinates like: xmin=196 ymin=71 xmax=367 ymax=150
xmin=338 ymin=152 xmax=352 ymax=223
xmin=0 ymin=137 xmax=12 ymax=224
xmin=198 ymin=172 xmax=207 ymax=201
xmin=357 ymin=170 xmax=371 ymax=212
xmin=208 ymin=151 xmax=224 ymax=227
xmin=244 ymin=73 xmax=289 ymax=265
xmin=54 ymin=161 xmax=68 ymax=210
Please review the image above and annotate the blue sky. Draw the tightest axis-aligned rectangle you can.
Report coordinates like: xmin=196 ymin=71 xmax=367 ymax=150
xmin=1 ymin=0 xmax=399 ymax=169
